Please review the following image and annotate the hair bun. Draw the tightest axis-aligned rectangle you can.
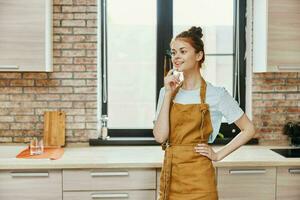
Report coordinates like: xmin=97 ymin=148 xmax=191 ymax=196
xmin=188 ymin=26 xmax=203 ymax=39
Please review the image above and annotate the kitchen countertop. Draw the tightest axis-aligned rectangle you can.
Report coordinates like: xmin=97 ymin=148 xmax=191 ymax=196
xmin=0 ymin=145 xmax=300 ymax=169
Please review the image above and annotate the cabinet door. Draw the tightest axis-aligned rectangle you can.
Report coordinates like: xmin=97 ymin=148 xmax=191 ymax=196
xmin=0 ymin=170 xmax=62 ymax=200
xmin=63 ymin=168 xmax=156 ymax=191
xmin=277 ymin=166 xmax=300 ymax=200
xmin=156 ymin=169 xmax=161 ymax=199
xmin=253 ymin=0 xmax=300 ymax=72
xmin=0 ymin=0 xmax=52 ymax=72
xmin=268 ymin=0 xmax=300 ymax=71
xmin=64 ymin=190 xmax=156 ymax=200
xmin=217 ymin=167 xmax=276 ymax=200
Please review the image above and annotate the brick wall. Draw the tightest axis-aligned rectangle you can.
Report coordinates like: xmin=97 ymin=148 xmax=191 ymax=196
xmin=0 ymin=0 xmax=98 ymax=143
xmin=252 ymin=72 xmax=300 ymax=145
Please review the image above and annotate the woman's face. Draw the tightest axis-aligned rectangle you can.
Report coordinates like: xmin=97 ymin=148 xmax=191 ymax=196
xmin=170 ymin=39 xmax=203 ymax=72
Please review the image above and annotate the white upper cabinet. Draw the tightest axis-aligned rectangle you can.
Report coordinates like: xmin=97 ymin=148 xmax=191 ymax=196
xmin=0 ymin=0 xmax=53 ymax=72
xmin=253 ymin=0 xmax=300 ymax=72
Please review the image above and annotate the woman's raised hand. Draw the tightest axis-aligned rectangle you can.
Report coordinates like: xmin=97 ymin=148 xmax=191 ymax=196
xmin=164 ymin=69 xmax=181 ymax=94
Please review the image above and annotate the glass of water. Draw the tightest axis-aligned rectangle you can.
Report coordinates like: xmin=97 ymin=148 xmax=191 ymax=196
xmin=30 ymin=138 xmax=44 ymax=155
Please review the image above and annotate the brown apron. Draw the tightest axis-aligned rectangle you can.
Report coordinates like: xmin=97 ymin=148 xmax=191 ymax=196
xmin=159 ymin=76 xmax=218 ymax=200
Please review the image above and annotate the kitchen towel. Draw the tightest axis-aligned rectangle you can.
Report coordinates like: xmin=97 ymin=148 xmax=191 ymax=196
xmin=16 ymin=147 xmax=64 ymax=160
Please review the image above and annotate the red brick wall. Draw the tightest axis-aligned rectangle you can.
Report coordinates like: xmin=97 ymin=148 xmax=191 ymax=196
xmin=0 ymin=0 xmax=98 ymax=143
xmin=252 ymin=72 xmax=300 ymax=145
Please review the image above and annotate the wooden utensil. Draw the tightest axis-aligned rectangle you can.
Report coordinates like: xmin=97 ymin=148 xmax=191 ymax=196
xmin=43 ymin=111 xmax=65 ymax=147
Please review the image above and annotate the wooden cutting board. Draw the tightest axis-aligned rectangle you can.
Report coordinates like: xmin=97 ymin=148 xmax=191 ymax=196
xmin=43 ymin=111 xmax=65 ymax=147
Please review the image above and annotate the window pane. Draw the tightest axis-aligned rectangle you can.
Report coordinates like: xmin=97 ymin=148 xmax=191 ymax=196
xmin=173 ymin=0 xmax=234 ymax=54
xmin=201 ymin=56 xmax=234 ymax=95
xmin=107 ymin=0 xmax=157 ymax=129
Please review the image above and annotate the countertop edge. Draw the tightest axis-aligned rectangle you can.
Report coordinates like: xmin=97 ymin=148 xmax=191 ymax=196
xmin=1 ymin=145 xmax=300 ymax=170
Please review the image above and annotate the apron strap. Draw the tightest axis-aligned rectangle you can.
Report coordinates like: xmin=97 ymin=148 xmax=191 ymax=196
xmin=200 ymin=75 xmax=207 ymax=104
xmin=199 ymin=75 xmax=207 ymax=141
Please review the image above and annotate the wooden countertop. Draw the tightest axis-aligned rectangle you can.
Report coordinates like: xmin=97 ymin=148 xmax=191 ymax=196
xmin=0 ymin=145 xmax=300 ymax=169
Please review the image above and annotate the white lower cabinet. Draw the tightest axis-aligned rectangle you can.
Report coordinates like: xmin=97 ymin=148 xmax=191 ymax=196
xmin=1 ymin=166 xmax=299 ymax=200
xmin=0 ymin=170 xmax=62 ymax=200
xmin=63 ymin=168 xmax=157 ymax=200
xmin=217 ymin=167 xmax=276 ymax=200
xmin=277 ymin=166 xmax=300 ymax=200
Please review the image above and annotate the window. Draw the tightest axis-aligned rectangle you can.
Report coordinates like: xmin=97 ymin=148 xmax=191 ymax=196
xmin=98 ymin=0 xmax=246 ymax=142
xmin=106 ymin=0 xmax=157 ymax=129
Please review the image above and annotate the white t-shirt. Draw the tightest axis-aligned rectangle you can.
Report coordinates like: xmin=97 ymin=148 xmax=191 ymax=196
xmin=154 ymin=81 xmax=244 ymax=143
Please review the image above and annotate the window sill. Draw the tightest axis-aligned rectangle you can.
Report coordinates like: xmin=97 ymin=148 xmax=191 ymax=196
xmin=89 ymin=137 xmax=259 ymax=146
xmin=89 ymin=137 xmax=159 ymax=146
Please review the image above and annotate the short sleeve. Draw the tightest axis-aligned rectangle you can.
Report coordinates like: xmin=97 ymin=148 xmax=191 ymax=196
xmin=154 ymin=87 xmax=165 ymax=122
xmin=217 ymin=87 xmax=244 ymax=124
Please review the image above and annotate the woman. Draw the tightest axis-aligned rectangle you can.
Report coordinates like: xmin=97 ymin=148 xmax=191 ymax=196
xmin=153 ymin=26 xmax=256 ymax=200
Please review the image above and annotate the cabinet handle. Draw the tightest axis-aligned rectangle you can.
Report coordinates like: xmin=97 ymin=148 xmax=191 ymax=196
xmin=10 ymin=172 xmax=49 ymax=177
xmin=0 ymin=65 xmax=19 ymax=69
xmin=277 ymin=66 xmax=300 ymax=71
xmin=229 ymin=169 xmax=266 ymax=174
xmin=90 ymin=171 xmax=129 ymax=177
xmin=91 ymin=193 xmax=129 ymax=199
xmin=288 ymin=168 xmax=300 ymax=174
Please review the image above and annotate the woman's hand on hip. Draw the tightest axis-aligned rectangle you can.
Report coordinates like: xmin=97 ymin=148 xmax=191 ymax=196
xmin=194 ymin=143 xmax=220 ymax=161
xmin=164 ymin=69 xmax=181 ymax=94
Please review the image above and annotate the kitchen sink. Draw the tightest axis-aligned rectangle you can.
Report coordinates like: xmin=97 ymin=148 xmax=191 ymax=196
xmin=270 ymin=148 xmax=300 ymax=158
